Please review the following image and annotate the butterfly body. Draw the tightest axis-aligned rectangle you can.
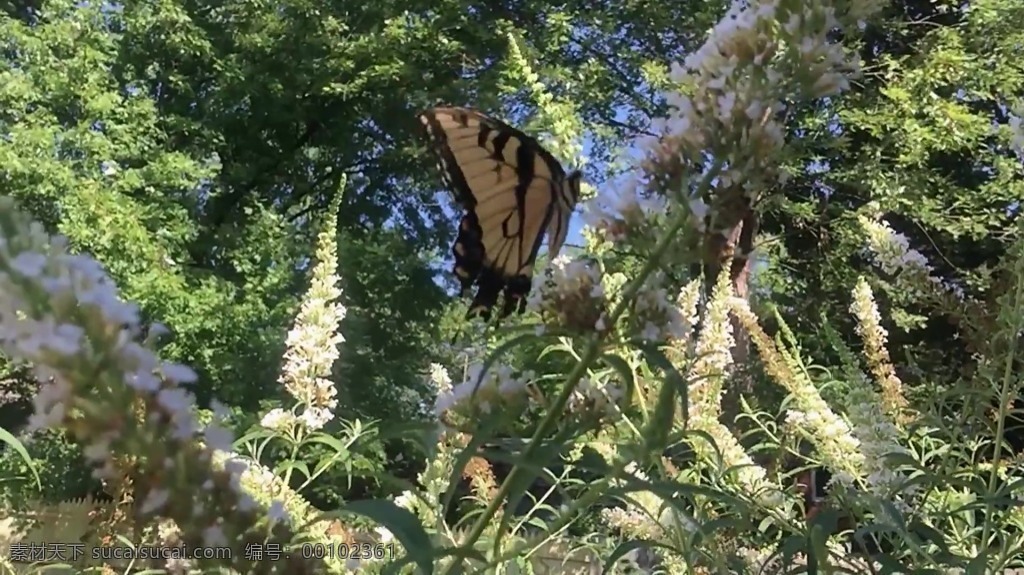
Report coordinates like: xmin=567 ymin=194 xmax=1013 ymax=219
xmin=418 ymin=106 xmax=581 ymax=319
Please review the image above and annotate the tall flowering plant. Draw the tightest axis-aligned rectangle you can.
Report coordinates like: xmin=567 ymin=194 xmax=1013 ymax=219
xmin=0 ymin=197 xmax=329 ymax=573
xmin=236 ymin=188 xmax=367 ymax=494
xmin=225 ymin=186 xmax=379 ymax=574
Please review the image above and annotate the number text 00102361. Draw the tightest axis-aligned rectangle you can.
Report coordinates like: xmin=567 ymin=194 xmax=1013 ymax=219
xmin=298 ymin=541 xmax=397 ymax=561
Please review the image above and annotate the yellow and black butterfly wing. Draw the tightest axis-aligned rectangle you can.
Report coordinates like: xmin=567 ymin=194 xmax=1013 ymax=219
xmin=544 ymin=171 xmax=582 ymax=263
xmin=418 ymin=106 xmax=567 ymax=318
xmin=460 ymin=175 xmax=557 ymax=318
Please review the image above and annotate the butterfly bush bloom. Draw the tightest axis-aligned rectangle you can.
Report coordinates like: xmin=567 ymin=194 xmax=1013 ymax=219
xmin=206 ymin=449 xmax=356 ymax=574
xmin=574 ymin=0 xmax=884 ymax=338
xmin=681 ymin=272 xmax=779 ymax=504
xmin=602 ymin=463 xmax=703 ymax=574
xmin=858 ymin=213 xmax=965 ymax=300
xmin=273 ymin=206 xmax=346 ymax=432
xmin=627 ymin=272 xmax=691 ymax=343
xmin=433 ymin=361 xmax=534 ymax=419
xmin=401 ymin=364 xmax=468 ymax=532
xmin=824 ymin=287 xmax=915 ymax=510
xmin=601 ymin=463 xmax=668 ymax=540
xmin=639 ymin=0 xmax=870 ymax=194
xmin=640 ymin=0 xmax=882 ymax=244
xmin=576 ymin=0 xmax=886 ymax=340
xmin=260 ymin=408 xmax=300 ymax=433
xmin=672 ymin=279 xmax=702 ymax=345
xmin=736 ymin=546 xmax=785 ymax=574
xmin=741 ymin=542 xmax=874 ymax=573
xmin=526 ymin=254 xmax=607 ymax=332
xmin=153 ymin=519 xmax=192 ymax=574
xmin=566 ymin=376 xmax=625 ymax=420
xmin=686 ymin=271 xmax=734 ymax=424
xmin=505 ymin=32 xmax=585 ymax=166
xmin=424 ymin=361 xmax=454 ymax=413
xmin=580 ymin=173 xmax=671 ymax=244
xmin=730 ymin=296 xmax=866 ymax=487
xmin=843 ymin=385 xmax=912 ymax=504
xmin=0 ymin=198 xmax=323 ymax=573
xmin=850 ymin=278 xmax=910 ymax=422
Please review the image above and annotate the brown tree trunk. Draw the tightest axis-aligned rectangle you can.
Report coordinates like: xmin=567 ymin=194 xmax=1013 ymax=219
xmin=700 ymin=190 xmax=759 ymax=419
xmin=702 ymin=193 xmax=758 ymax=369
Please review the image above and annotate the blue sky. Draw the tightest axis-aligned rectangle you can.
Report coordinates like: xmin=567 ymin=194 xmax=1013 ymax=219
xmin=565 ymin=209 xmax=587 ymax=250
xmin=561 ymin=130 xmax=609 ymax=250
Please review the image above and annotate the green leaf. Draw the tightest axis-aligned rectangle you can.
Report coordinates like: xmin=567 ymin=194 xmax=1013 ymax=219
xmin=643 ymin=375 xmax=675 ymax=456
xmin=275 ymin=460 xmax=311 ymax=482
xmin=232 ymin=427 xmax=275 ymax=449
xmin=905 ymin=520 xmax=952 ymax=556
xmin=304 ymin=434 xmax=352 ymax=456
xmin=965 ymin=551 xmax=990 ymax=575
xmin=599 ymin=352 xmax=636 ymax=405
xmin=312 ymin=451 xmax=349 ymax=477
xmin=807 ymin=521 xmax=829 ymax=573
xmin=0 ymin=426 xmax=40 ymax=490
xmin=341 ymin=499 xmax=435 ymax=575
xmin=639 ymin=344 xmax=689 ymax=429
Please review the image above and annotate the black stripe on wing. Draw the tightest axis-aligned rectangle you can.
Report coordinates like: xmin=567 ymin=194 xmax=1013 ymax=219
xmin=418 ymin=107 xmax=565 ymax=320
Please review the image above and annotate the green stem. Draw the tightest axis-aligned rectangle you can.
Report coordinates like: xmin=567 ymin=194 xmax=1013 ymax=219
xmin=980 ymin=249 xmax=1024 ymax=559
xmin=442 ymin=160 xmax=724 ymax=575
xmin=297 ymin=442 xmax=352 ymax=492
xmin=282 ymin=427 xmax=305 ymax=489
